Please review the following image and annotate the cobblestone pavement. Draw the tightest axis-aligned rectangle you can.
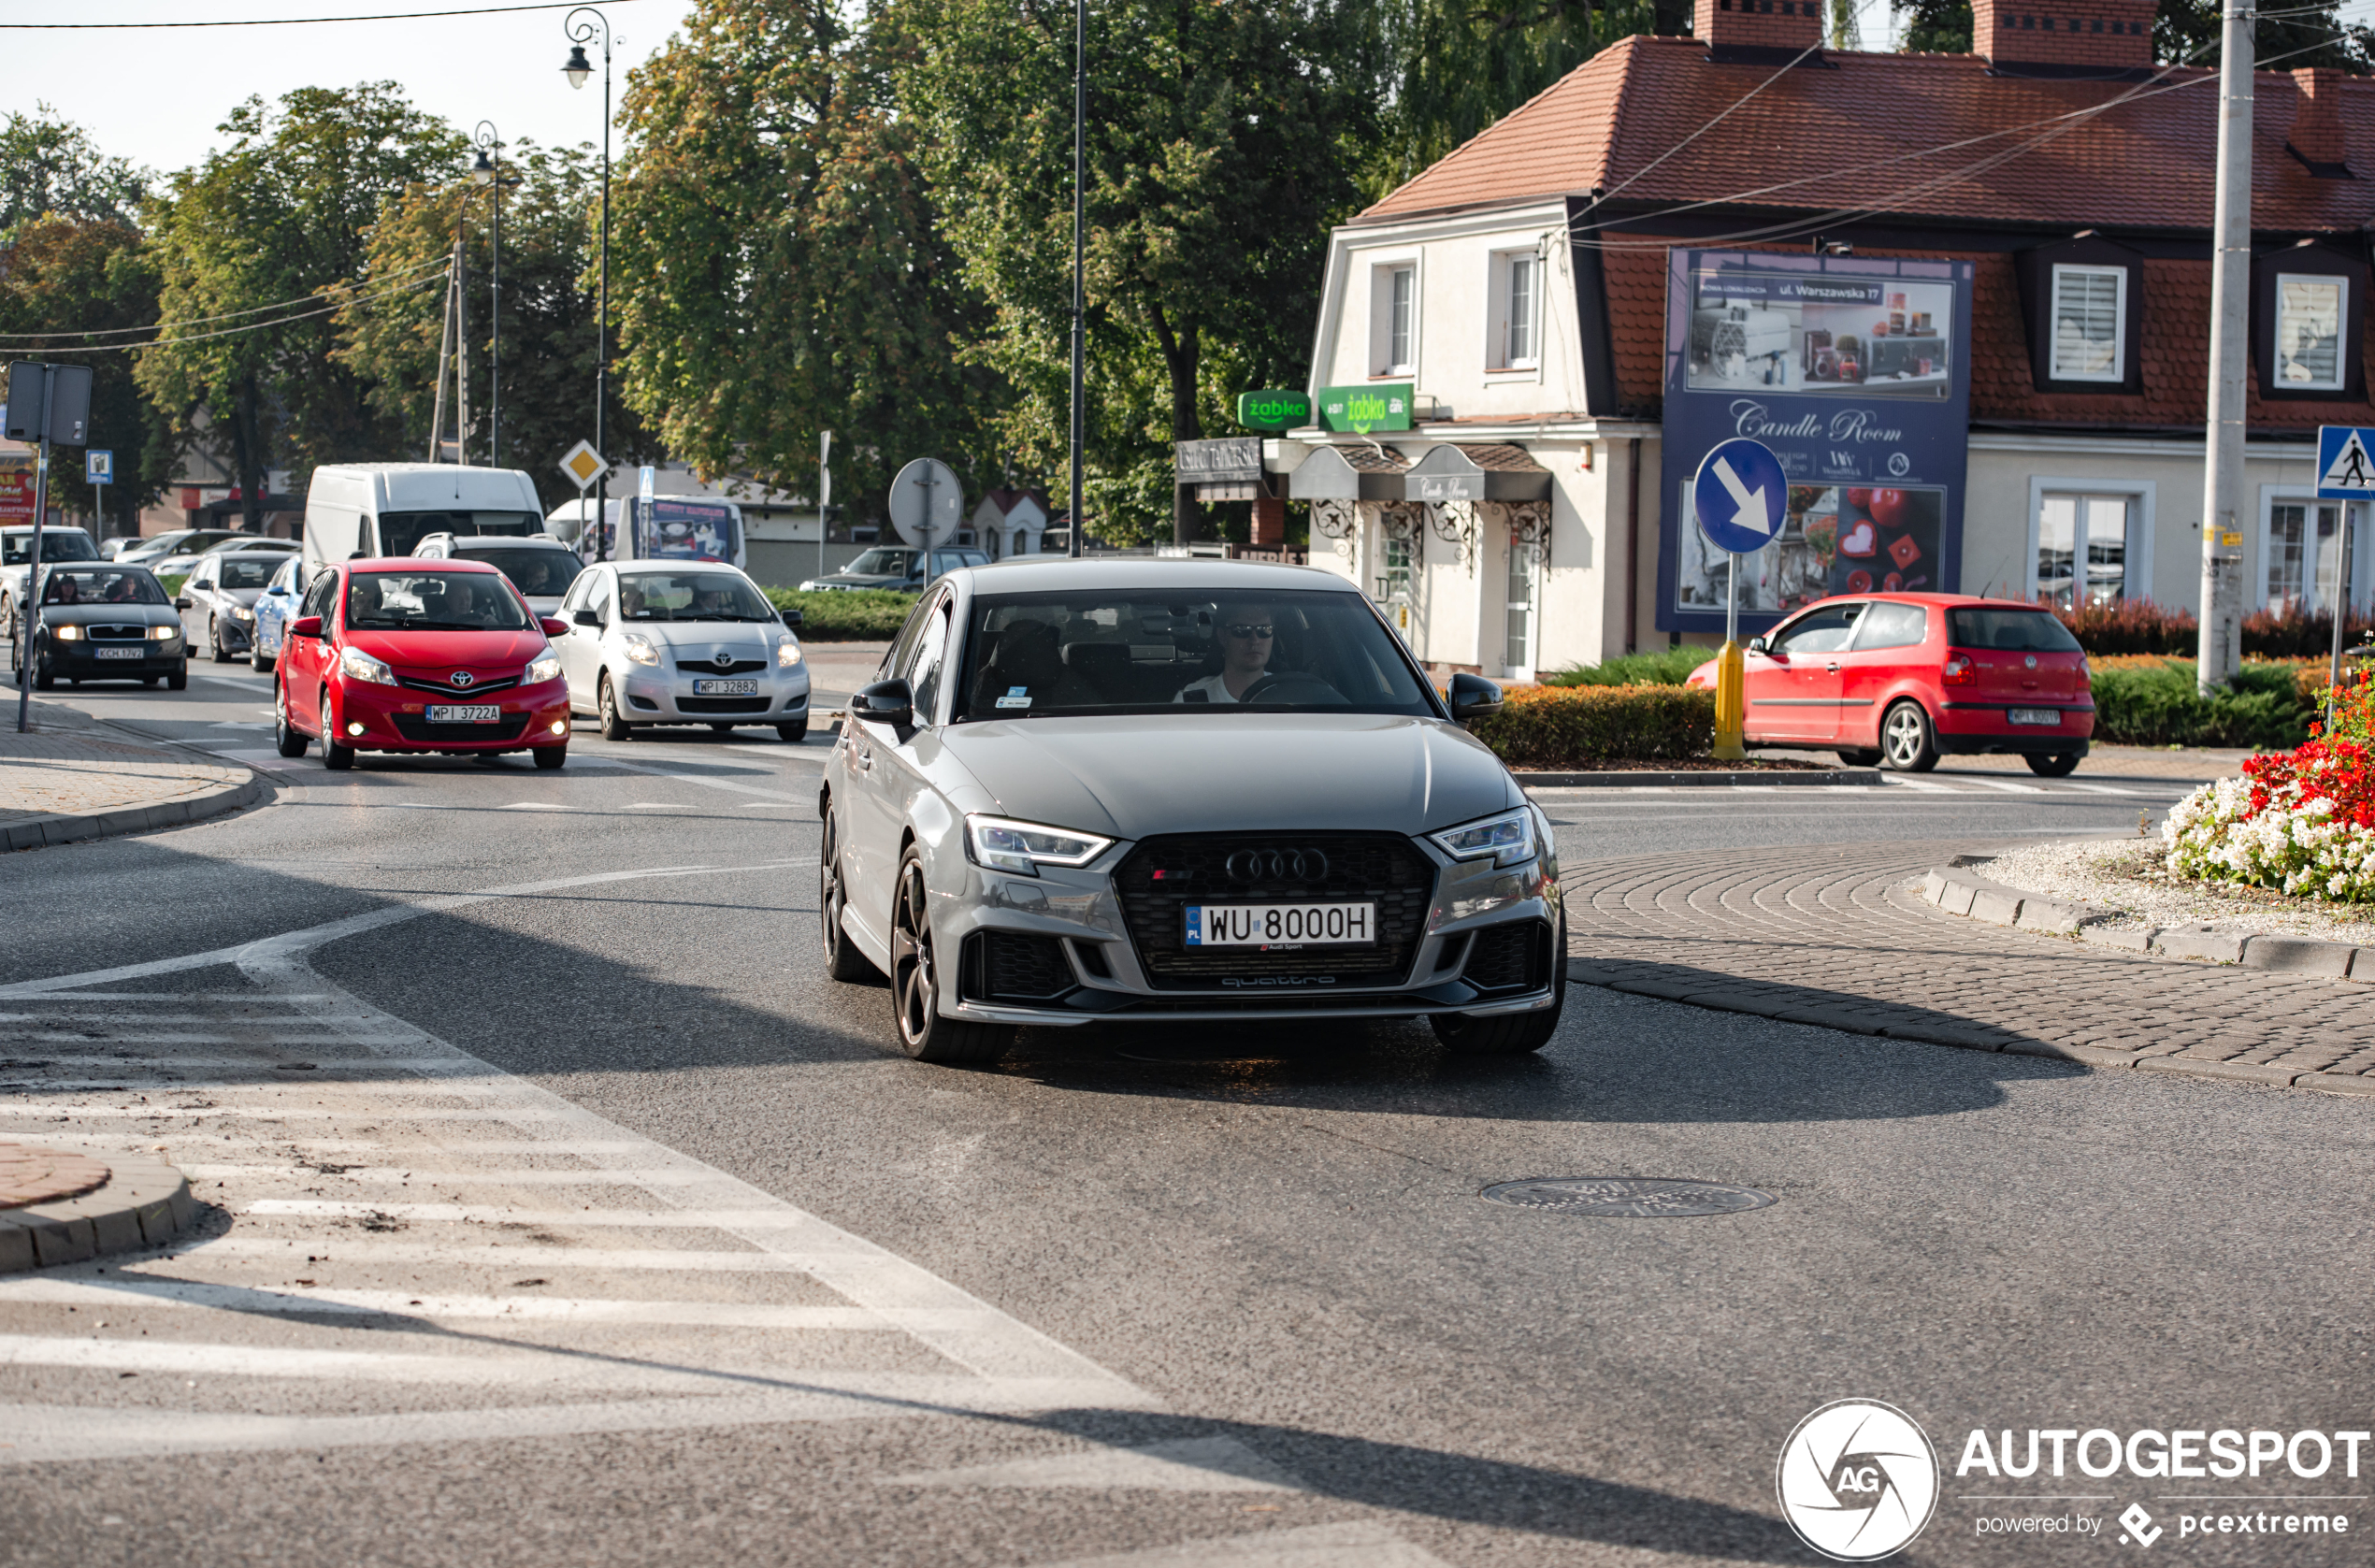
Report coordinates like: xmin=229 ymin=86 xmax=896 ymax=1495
xmin=0 ymin=1144 xmax=109 ymax=1209
xmin=0 ymin=703 xmax=251 ymax=827
xmin=1562 ymin=841 xmax=2375 ymax=1094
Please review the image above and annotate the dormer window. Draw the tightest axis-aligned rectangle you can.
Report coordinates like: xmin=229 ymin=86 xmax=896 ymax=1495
xmin=2277 ymin=274 xmax=2346 ymax=390
xmin=1371 ymin=262 xmax=1417 ymax=378
xmin=1488 ymin=248 xmax=1540 ymax=371
xmin=2049 ymin=265 xmax=2124 ymax=382
xmin=2252 ymin=242 xmax=2366 ymax=400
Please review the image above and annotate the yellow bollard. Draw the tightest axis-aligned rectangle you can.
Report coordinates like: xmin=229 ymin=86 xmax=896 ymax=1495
xmin=1711 ymin=640 xmax=1747 ymax=761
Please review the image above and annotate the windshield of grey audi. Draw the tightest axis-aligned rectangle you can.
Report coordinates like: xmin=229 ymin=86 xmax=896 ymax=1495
xmin=617 ymin=570 xmax=776 ymax=622
xmin=951 ymin=589 xmax=1437 ymax=719
xmin=345 ymin=569 xmax=532 ymax=631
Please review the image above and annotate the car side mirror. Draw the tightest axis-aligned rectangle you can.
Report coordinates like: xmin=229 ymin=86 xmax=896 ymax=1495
xmin=571 ymin=609 xmax=601 ymax=627
xmin=540 ymin=616 xmax=569 ymax=638
xmin=291 ymin=615 xmax=323 ymax=640
xmin=851 ymin=678 xmax=914 ymax=728
xmin=1448 ymin=671 xmax=1503 ymax=723
xmin=1748 ymin=636 xmax=1769 ymax=655
xmin=173 ymin=597 xmax=191 ymax=609
xmin=779 ymin=607 xmax=803 ymax=629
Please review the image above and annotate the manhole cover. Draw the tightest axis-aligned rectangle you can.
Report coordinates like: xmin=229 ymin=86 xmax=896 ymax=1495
xmin=1480 ymin=1177 xmax=1777 ymax=1217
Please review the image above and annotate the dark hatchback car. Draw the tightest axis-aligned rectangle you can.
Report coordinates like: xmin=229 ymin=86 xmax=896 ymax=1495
xmin=16 ymin=563 xmax=188 ymax=689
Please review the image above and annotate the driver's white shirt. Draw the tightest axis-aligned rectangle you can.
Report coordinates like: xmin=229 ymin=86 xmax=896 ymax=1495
xmin=1174 ymin=671 xmax=1254 ymax=703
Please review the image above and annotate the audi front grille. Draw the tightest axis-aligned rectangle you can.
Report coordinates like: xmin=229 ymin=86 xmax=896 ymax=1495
xmin=1113 ymin=831 xmax=1434 ymax=989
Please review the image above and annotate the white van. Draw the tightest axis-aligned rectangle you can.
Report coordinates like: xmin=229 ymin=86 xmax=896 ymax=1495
xmin=304 ymin=464 xmax=544 ymax=576
xmin=545 ymin=494 xmax=746 ymax=571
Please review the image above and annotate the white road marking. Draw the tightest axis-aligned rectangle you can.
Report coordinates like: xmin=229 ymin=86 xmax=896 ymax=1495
xmin=181 ymin=1163 xmax=718 ymax=1186
xmin=599 ymin=755 xmax=813 ymax=805
xmin=1029 ymin=1523 xmax=1453 ymax=1568
xmin=497 ymin=801 xmax=569 ymax=811
xmin=243 ymin=1200 xmax=920 ymax=1231
xmin=1875 ymin=775 xmax=1956 ymax=792
xmin=1955 ymin=777 xmax=2045 ymax=794
xmin=886 ymin=1437 xmax=1296 ymax=1493
xmin=2051 ymin=780 xmax=2152 ymax=796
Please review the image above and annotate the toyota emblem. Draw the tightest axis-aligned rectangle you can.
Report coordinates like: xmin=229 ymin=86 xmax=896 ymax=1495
xmin=713 ymin=650 xmax=734 ymax=669
xmin=448 ymin=671 xmax=475 ymax=688
xmin=1225 ymin=848 xmax=1330 ymax=884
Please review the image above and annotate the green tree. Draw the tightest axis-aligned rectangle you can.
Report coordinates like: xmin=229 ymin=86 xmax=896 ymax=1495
xmin=334 ymin=138 xmax=648 ymax=511
xmin=895 ymin=0 xmax=1375 ymax=542
xmin=137 ymin=85 xmax=466 ymax=531
xmin=0 ymin=105 xmax=148 ymax=237
xmin=0 ymin=217 xmax=168 ymax=534
xmin=608 ymin=0 xmax=988 ymax=523
xmin=1890 ymin=0 xmax=2373 ymax=65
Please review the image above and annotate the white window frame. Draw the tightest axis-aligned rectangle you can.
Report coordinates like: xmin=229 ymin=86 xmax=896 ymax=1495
xmin=2275 ymin=273 xmax=2348 ymax=392
xmin=1488 ymin=247 xmax=1542 ymax=374
xmin=1369 ymin=257 xmax=1419 ymax=379
xmin=2023 ymin=477 xmax=2154 ymax=605
xmin=2257 ymin=483 xmax=2370 ymax=613
xmin=2048 ymin=264 xmax=2125 ymax=383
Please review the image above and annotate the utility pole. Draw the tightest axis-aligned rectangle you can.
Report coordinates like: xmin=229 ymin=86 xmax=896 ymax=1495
xmin=2198 ymin=0 xmax=2253 ymax=695
xmin=427 ymin=256 xmax=454 ymax=464
xmin=1066 ymin=0 xmax=1085 ymax=559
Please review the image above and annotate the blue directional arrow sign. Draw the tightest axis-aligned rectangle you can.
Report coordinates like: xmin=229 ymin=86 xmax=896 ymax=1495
xmin=1692 ymin=438 xmax=1788 ymax=555
xmin=2318 ymin=425 xmax=2375 ymax=499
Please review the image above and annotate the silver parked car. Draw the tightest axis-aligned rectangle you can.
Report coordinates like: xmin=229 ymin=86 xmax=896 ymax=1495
xmin=817 ymin=558 xmax=1563 ymax=1063
xmin=174 ymin=550 xmax=288 ymax=661
xmin=552 ymin=559 xmax=812 ymax=741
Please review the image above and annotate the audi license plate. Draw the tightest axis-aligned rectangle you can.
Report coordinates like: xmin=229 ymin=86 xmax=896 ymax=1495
xmin=425 ymin=704 xmax=501 ymax=724
xmin=693 ymin=678 xmax=759 ymax=696
xmin=94 ymin=647 xmax=142 ymax=660
xmin=1186 ymin=902 xmax=1376 ymax=947
xmin=2008 ymin=708 xmax=2063 ymax=726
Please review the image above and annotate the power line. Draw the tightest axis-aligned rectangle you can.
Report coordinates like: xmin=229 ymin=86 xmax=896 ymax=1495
xmin=0 ymin=267 xmax=450 ymax=352
xmin=0 ymin=0 xmax=650 ymax=27
xmin=0 ymin=252 xmax=453 ymax=340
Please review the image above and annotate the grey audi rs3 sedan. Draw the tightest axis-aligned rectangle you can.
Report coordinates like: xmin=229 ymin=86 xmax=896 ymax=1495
xmin=817 ymin=557 xmax=1564 ymax=1063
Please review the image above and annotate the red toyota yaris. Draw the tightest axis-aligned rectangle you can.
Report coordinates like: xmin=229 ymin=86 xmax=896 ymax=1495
xmin=272 ymin=558 xmax=573 ymax=770
xmin=1687 ymin=592 xmax=2094 ymax=775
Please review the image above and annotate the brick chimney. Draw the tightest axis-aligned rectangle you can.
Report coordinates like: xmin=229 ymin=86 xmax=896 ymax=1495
xmin=1971 ymin=0 xmax=2155 ymax=74
xmin=1693 ymin=0 xmax=1824 ymax=60
xmin=2289 ymin=67 xmax=2353 ymax=176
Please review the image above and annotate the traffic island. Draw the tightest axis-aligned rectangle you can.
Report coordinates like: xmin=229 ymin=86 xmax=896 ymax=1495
xmin=0 ymin=1143 xmax=199 ymax=1271
xmin=0 ymin=699 xmax=263 ymax=851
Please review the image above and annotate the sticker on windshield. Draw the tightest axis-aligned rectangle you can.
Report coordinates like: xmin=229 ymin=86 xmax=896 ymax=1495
xmin=996 ymin=686 xmax=1030 ymax=710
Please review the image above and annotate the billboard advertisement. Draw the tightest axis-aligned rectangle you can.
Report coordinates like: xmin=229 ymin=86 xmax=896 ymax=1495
xmin=1655 ymin=251 xmax=1975 ymax=633
xmin=0 ymin=455 xmax=33 ymax=522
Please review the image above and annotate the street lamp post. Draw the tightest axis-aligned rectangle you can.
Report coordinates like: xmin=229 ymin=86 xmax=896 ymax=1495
xmin=470 ymin=122 xmax=507 ymax=468
xmin=563 ymin=7 xmax=612 ymax=561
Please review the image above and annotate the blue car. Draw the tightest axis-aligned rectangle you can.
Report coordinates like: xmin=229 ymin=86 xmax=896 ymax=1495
xmin=248 ymin=554 xmax=306 ymax=672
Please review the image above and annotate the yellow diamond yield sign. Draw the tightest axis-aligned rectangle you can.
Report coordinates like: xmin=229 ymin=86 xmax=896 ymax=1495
xmin=558 ymin=439 xmax=607 ymax=491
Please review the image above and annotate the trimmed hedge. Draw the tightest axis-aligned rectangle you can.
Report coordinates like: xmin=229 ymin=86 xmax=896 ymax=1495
xmin=1467 ymin=683 xmax=1714 ymax=769
xmin=761 ymin=586 xmax=918 ymax=641
xmin=2088 ymin=655 xmax=2324 ymax=749
xmin=2045 ymin=596 xmax=2375 ymax=658
xmin=1542 ymin=646 xmax=1712 ymax=688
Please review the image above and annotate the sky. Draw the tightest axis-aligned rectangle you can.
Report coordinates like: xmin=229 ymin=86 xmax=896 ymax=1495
xmin=13 ymin=0 xmax=702 ymax=181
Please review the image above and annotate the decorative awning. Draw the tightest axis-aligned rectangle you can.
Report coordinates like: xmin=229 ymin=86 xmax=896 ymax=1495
xmin=1403 ymin=443 xmax=1551 ymax=503
xmin=1286 ymin=443 xmax=1408 ymax=502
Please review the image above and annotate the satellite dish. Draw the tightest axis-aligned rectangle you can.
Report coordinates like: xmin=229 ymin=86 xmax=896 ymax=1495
xmin=887 ymin=457 xmax=963 ymax=549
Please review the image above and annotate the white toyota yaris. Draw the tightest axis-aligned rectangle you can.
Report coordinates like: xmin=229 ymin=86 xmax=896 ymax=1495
xmin=550 ymin=560 xmax=812 ymax=741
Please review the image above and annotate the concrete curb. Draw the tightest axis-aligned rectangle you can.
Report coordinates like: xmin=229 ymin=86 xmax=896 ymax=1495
xmin=0 ymin=1150 xmax=199 ymax=1272
xmin=1916 ymin=861 xmax=2375 ymax=979
xmin=1 ymin=768 xmax=266 ymax=853
xmin=1517 ymin=768 xmax=1883 ymax=788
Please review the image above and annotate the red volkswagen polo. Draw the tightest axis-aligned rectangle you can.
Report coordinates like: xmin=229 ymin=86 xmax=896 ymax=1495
xmin=1686 ymin=593 xmax=2094 ymax=774
xmin=272 ymin=558 xmax=573 ymax=770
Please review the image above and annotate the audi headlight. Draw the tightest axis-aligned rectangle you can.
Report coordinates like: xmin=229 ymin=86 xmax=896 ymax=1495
xmin=338 ymin=644 xmax=396 ymax=685
xmin=620 ymin=631 xmax=659 ymax=667
xmin=776 ymin=637 xmax=803 ymax=668
xmin=964 ymin=814 xmax=1114 ymax=878
xmin=148 ymin=625 xmax=180 ymax=641
xmin=53 ymin=624 xmax=83 ymax=641
xmin=1430 ymin=806 xmax=1538 ymax=869
xmin=525 ymin=653 xmax=562 ymax=684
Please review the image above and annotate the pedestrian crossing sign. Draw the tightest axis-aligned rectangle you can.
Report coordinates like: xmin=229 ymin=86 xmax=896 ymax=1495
xmin=2318 ymin=425 xmax=2375 ymax=498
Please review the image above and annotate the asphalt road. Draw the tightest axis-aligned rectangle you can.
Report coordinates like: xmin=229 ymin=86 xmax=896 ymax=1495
xmin=2 ymin=662 xmax=2368 ymax=1568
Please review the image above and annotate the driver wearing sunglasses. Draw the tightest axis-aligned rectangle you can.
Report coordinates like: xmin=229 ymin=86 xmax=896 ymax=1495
xmin=1175 ymin=604 xmax=1277 ymax=703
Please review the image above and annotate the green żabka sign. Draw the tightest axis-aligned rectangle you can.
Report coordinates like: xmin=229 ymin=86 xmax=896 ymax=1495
xmin=1234 ymin=389 xmax=1312 ymax=432
xmin=1317 ymin=383 xmax=1413 ymax=435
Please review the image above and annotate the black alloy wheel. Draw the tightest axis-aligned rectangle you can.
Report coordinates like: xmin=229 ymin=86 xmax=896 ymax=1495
xmin=320 ymin=690 xmax=354 ymax=770
xmin=2025 ymin=752 xmax=2082 ymax=777
xmin=1430 ymin=910 xmax=1567 ymax=1056
xmin=819 ymin=808 xmax=881 ymax=983
xmin=273 ymin=682 xmax=309 ymax=757
xmin=1879 ymin=699 xmax=1940 ymax=773
xmin=597 ymin=674 xmax=634 ymax=741
xmin=210 ymin=616 xmax=232 ymax=662
xmin=887 ymin=849 xmax=1009 ymax=1063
